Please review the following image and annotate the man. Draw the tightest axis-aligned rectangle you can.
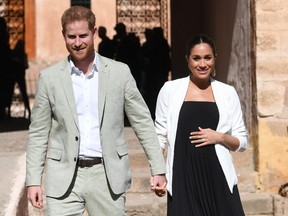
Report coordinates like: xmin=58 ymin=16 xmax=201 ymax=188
xmin=98 ymin=26 xmax=114 ymax=59
xmin=26 ymin=6 xmax=166 ymax=215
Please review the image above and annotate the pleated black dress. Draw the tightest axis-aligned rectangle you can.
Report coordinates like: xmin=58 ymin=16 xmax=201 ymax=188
xmin=167 ymin=101 xmax=245 ymax=216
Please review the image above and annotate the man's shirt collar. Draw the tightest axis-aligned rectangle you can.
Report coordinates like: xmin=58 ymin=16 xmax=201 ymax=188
xmin=70 ymin=51 xmax=98 ymax=76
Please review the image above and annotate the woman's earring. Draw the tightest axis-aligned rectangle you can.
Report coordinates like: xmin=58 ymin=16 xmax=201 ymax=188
xmin=212 ymin=69 xmax=216 ymax=77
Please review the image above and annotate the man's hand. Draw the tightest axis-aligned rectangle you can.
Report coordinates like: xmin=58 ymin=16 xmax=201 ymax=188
xmin=150 ymin=174 xmax=167 ymax=197
xmin=27 ymin=186 xmax=43 ymax=209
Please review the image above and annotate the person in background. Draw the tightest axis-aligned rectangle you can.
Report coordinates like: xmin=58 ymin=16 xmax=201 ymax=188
xmin=26 ymin=6 xmax=166 ymax=216
xmin=10 ymin=39 xmax=31 ymax=119
xmin=155 ymin=34 xmax=247 ymax=216
xmin=144 ymin=27 xmax=170 ymax=120
xmin=0 ymin=17 xmax=12 ymax=120
xmin=112 ymin=23 xmax=142 ymax=90
xmin=97 ymin=26 xmax=114 ymax=59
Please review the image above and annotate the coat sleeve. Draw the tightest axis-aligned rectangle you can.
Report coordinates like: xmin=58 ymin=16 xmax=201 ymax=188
xmin=155 ymin=82 xmax=169 ymax=150
xmin=123 ymin=65 xmax=166 ymax=175
xmin=26 ymin=72 xmax=52 ymax=186
xmin=230 ymin=87 xmax=248 ymax=152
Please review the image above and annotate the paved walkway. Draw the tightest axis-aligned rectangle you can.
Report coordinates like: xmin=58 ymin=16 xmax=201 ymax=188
xmin=0 ymin=118 xmax=29 ymax=216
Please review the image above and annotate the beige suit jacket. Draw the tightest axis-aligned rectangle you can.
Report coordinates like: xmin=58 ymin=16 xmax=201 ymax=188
xmin=26 ymin=54 xmax=166 ymax=197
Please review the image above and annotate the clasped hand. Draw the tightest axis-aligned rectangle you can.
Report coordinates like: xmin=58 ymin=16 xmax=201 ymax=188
xmin=150 ymin=174 xmax=167 ymax=197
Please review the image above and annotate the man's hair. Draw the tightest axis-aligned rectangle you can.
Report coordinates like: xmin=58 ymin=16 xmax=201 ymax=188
xmin=61 ymin=6 xmax=96 ymax=34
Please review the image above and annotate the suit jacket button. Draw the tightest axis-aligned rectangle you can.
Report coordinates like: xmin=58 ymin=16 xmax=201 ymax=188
xmin=75 ymin=136 xmax=78 ymax=141
xmin=74 ymin=157 xmax=77 ymax=162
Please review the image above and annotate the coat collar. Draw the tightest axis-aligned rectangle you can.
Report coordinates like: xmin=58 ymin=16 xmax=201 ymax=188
xmin=97 ymin=54 xmax=109 ymax=126
xmin=57 ymin=54 xmax=110 ymax=129
xmin=58 ymin=57 xmax=79 ymax=129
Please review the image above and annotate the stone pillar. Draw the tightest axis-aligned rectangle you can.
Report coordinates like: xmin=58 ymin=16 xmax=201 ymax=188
xmin=256 ymin=0 xmax=288 ymax=191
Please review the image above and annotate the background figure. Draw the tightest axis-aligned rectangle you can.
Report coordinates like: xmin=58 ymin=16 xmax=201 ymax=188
xmin=112 ymin=23 xmax=142 ymax=90
xmin=10 ymin=39 xmax=31 ymax=119
xmin=155 ymin=34 xmax=247 ymax=216
xmin=144 ymin=27 xmax=170 ymax=120
xmin=98 ymin=26 xmax=114 ymax=59
xmin=0 ymin=17 xmax=12 ymax=120
xmin=140 ymin=28 xmax=153 ymax=96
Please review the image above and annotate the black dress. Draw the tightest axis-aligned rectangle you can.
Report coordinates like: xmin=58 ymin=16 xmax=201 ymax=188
xmin=168 ymin=101 xmax=245 ymax=216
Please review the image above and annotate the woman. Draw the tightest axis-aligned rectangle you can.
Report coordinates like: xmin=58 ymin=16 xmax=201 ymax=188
xmin=155 ymin=34 xmax=247 ymax=216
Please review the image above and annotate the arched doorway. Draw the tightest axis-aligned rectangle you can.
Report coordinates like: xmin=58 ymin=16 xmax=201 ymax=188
xmin=170 ymin=0 xmax=258 ymax=193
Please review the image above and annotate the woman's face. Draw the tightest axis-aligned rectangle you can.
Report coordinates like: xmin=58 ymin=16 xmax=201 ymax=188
xmin=186 ymin=43 xmax=215 ymax=80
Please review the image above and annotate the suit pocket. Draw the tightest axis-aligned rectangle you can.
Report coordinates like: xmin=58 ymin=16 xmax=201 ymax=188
xmin=116 ymin=144 xmax=128 ymax=157
xmin=47 ymin=148 xmax=62 ymax=161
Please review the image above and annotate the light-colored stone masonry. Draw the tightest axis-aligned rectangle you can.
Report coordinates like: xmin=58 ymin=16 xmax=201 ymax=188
xmin=256 ymin=0 xmax=288 ymax=191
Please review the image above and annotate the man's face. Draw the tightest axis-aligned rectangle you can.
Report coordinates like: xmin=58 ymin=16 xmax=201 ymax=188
xmin=63 ymin=20 xmax=96 ymax=62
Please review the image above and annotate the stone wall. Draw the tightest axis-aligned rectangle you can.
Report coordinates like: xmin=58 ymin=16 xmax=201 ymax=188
xmin=256 ymin=0 xmax=288 ymax=191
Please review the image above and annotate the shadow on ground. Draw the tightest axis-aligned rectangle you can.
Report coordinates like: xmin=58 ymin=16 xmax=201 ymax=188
xmin=0 ymin=118 xmax=30 ymax=133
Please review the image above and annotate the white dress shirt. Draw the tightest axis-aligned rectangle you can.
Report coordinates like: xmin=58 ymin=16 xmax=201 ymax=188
xmin=70 ymin=53 xmax=102 ymax=157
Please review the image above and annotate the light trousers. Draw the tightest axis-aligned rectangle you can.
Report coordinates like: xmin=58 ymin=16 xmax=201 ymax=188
xmin=46 ymin=163 xmax=126 ymax=216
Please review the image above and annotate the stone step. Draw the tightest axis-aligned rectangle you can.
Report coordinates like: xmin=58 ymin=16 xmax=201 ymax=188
xmin=126 ymin=192 xmax=167 ymax=216
xmin=27 ymin=191 xmax=288 ymax=216
xmin=126 ymin=192 xmax=288 ymax=216
xmin=232 ymin=147 xmax=258 ymax=193
xmin=129 ymin=168 xmax=150 ymax=193
xmin=128 ymin=145 xmax=258 ymax=194
xmin=129 ymin=151 xmax=150 ymax=170
xmin=129 ymin=168 xmax=260 ymax=194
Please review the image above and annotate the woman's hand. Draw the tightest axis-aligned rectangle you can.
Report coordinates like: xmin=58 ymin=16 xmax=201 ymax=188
xmin=189 ymin=127 xmax=240 ymax=151
xmin=189 ymin=127 xmax=221 ymax=147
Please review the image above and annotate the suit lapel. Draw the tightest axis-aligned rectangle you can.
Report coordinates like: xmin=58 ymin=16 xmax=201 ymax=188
xmin=98 ymin=55 xmax=109 ymax=127
xmin=58 ymin=57 xmax=79 ymax=130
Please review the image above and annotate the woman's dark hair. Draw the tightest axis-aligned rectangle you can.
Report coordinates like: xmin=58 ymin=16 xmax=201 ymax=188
xmin=185 ymin=34 xmax=217 ymax=57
